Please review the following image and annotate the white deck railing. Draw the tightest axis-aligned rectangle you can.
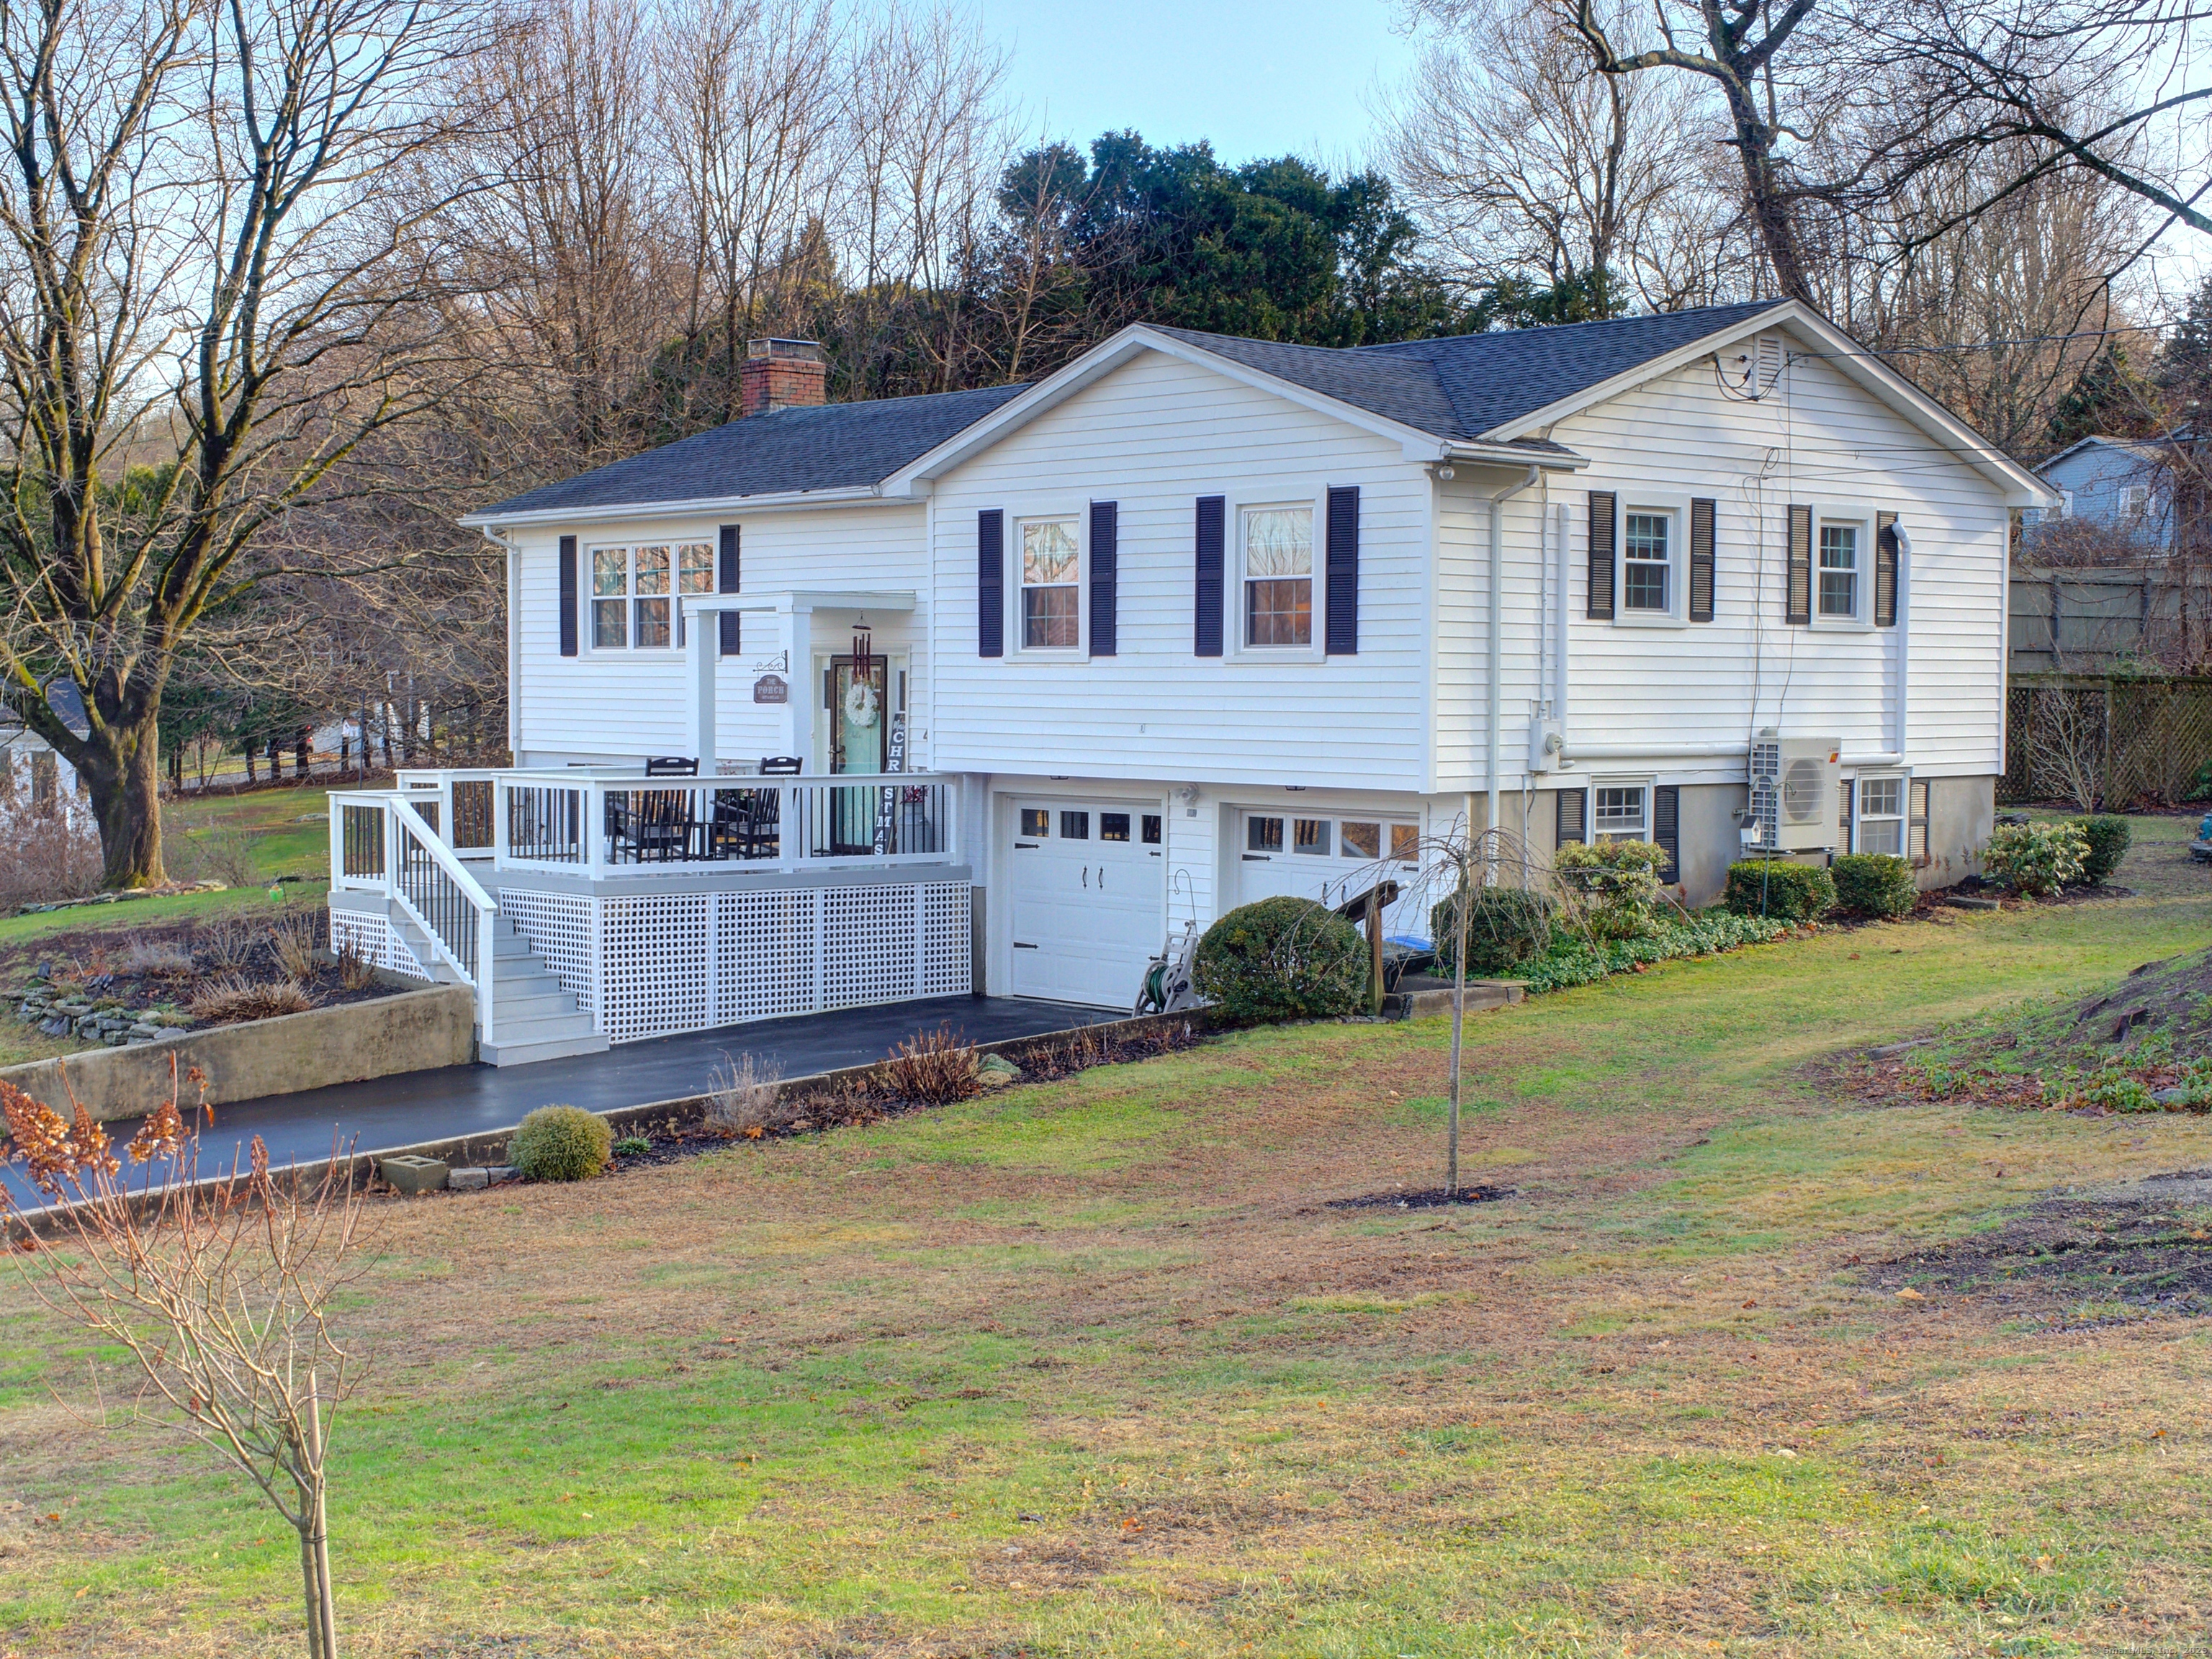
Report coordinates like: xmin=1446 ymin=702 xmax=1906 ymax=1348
xmin=361 ymin=768 xmax=958 ymax=879
xmin=329 ymin=791 xmax=501 ymax=1045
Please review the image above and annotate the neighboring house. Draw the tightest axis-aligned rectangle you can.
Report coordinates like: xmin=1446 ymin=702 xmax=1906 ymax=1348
xmin=2031 ymin=435 xmax=2177 ymax=553
xmin=0 ymin=681 xmax=89 ymax=826
xmin=327 ymin=307 xmax=2047 ymax=1064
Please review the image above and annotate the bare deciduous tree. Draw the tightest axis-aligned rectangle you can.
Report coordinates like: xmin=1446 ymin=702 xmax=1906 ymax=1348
xmin=0 ymin=0 xmax=490 ymax=887
xmin=1386 ymin=0 xmax=1745 ymax=310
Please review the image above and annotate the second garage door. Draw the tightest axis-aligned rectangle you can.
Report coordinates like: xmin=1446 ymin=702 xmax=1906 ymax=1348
xmin=1236 ymin=808 xmax=1424 ymax=938
xmin=1008 ymin=800 xmax=1166 ymax=1007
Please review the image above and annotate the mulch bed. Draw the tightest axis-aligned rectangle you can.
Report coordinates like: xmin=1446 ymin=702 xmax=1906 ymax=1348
xmin=1870 ymin=1169 xmax=2212 ymax=1323
xmin=588 ymin=1018 xmax=1215 ymax=1176
xmin=1324 ymin=1184 xmax=1516 ymax=1211
xmin=0 ymin=911 xmax=397 ymax=1039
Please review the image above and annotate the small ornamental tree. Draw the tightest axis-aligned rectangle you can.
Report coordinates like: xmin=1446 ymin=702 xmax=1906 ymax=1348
xmin=3 ymin=1076 xmax=369 ymax=1659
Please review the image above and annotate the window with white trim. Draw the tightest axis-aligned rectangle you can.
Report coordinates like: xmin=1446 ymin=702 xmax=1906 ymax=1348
xmin=2119 ymin=483 xmax=2150 ymax=520
xmin=1019 ymin=518 xmax=1080 ymax=649
xmin=590 ymin=542 xmax=712 ymax=650
xmin=1592 ymin=781 xmax=1650 ymax=840
xmin=1242 ymin=504 xmax=1313 ymax=647
xmin=1622 ymin=511 xmax=1671 ymax=612
xmin=1817 ymin=523 xmax=1859 ymax=618
xmin=1856 ymin=774 xmax=1905 ymax=855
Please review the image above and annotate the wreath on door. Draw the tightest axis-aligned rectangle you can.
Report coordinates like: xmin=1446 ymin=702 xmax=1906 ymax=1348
xmin=843 ymin=678 xmax=880 ymax=729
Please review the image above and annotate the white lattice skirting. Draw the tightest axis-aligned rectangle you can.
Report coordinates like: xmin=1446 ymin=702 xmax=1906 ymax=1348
xmin=503 ymin=878 xmax=971 ymax=1045
xmin=327 ymin=908 xmax=431 ymax=981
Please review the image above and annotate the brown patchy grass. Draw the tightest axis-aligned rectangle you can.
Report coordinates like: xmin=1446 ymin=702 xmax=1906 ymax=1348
xmin=7 ymin=824 xmax=2212 ymax=1656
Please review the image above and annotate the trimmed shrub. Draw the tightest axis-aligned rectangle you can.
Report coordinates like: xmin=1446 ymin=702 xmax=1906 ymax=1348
xmin=511 ymin=1105 xmax=612 ymax=1182
xmin=1723 ymin=858 xmax=1835 ymax=921
xmin=1982 ymin=819 xmax=2089 ymax=896
xmin=1831 ymin=853 xmax=1916 ymax=919
xmin=2074 ymin=814 xmax=2131 ymax=885
xmin=1192 ymin=896 xmax=1367 ymax=1025
xmin=1430 ymin=886 xmax=1555 ymax=978
xmin=1553 ymin=839 xmax=1668 ymax=938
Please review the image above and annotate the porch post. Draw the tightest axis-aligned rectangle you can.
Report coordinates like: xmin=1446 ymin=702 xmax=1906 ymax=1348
xmin=785 ymin=600 xmax=815 ymax=771
xmin=687 ymin=598 xmax=719 ymax=773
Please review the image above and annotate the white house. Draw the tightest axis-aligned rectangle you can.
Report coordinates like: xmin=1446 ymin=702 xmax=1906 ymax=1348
xmin=325 ymin=305 xmax=2048 ymax=1064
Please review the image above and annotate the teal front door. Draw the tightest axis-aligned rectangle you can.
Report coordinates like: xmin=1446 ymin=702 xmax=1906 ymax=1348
xmin=827 ymin=654 xmax=886 ymax=852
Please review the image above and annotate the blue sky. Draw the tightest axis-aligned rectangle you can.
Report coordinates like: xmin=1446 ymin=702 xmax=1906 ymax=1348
xmin=974 ymin=0 xmax=1421 ymax=171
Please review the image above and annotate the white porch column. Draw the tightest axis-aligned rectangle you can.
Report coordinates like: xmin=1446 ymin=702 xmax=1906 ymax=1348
xmin=686 ymin=598 xmax=719 ymax=772
xmin=785 ymin=599 xmax=815 ymax=770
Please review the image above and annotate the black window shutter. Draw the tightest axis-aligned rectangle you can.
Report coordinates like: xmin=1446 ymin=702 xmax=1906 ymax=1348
xmin=1786 ymin=504 xmax=1812 ymax=625
xmin=977 ymin=509 xmax=1004 ymax=657
xmin=1556 ymin=786 xmax=1586 ymax=846
xmin=1586 ymin=491 xmax=1615 ymax=619
xmin=717 ymin=524 xmax=742 ymax=656
xmin=1838 ymin=776 xmax=1854 ymax=853
xmin=1195 ymin=495 xmax=1225 ymax=657
xmin=558 ymin=534 xmax=578 ymax=657
xmin=1653 ymin=785 xmax=1680 ymax=882
xmin=1089 ymin=500 xmax=1118 ymax=657
xmin=1908 ymin=777 xmax=1930 ymax=866
xmin=1325 ymin=484 xmax=1359 ymax=654
xmin=1875 ymin=511 xmax=1899 ymax=627
xmin=1689 ymin=498 xmax=1716 ymax=623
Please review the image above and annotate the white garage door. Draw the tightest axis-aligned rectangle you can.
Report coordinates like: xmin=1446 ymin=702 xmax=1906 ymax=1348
xmin=1237 ymin=809 xmax=1426 ymax=939
xmin=1008 ymin=801 xmax=1166 ymax=1007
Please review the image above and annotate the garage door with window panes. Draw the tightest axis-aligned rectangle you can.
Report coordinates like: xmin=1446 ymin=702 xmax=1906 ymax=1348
xmin=1238 ymin=811 xmax=1423 ymax=938
xmin=1008 ymin=801 xmax=1165 ymax=1007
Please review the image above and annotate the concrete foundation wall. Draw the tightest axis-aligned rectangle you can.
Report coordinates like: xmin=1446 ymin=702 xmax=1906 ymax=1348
xmin=0 ymin=984 xmax=477 ymax=1124
xmin=1925 ymin=775 xmax=1995 ymax=889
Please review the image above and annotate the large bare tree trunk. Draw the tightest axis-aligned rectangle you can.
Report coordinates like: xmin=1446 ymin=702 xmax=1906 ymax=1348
xmin=77 ymin=727 xmax=167 ymax=888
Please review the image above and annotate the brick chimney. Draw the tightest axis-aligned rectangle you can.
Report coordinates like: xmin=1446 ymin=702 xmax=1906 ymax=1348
xmin=740 ymin=338 xmax=828 ymax=416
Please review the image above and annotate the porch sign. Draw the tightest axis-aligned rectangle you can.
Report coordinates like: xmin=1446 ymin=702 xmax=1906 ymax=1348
xmin=752 ymin=673 xmax=788 ymax=704
xmin=872 ymin=713 xmax=907 ymax=853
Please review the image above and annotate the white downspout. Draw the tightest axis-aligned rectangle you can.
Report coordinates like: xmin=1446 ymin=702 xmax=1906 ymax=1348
xmin=1487 ymin=466 xmax=1541 ymax=881
xmin=1894 ymin=524 xmax=1912 ymax=760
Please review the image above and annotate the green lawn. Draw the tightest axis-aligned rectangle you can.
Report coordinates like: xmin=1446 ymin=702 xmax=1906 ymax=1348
xmin=5 ymin=821 xmax=2212 ymax=1655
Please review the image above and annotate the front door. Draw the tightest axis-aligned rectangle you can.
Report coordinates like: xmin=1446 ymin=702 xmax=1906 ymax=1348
xmin=824 ymin=654 xmax=893 ymax=854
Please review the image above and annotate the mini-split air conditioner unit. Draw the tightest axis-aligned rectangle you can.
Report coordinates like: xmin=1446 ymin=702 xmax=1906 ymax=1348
xmin=1747 ymin=732 xmax=1841 ymax=853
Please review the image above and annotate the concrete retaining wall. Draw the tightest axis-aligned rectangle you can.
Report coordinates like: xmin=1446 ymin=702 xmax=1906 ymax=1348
xmin=0 ymin=984 xmax=478 ymax=1123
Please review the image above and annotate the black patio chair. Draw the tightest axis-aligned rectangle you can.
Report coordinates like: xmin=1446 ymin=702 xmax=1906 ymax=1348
xmin=758 ymin=755 xmax=803 ymax=775
xmin=644 ymin=755 xmax=698 ymax=776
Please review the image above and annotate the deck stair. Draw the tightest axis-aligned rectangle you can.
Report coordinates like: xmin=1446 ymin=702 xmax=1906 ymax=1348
xmin=388 ymin=907 xmax=607 ymax=1066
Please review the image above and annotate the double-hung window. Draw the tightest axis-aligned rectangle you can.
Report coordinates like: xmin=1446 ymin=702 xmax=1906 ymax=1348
xmin=1020 ymin=518 xmax=1079 ymax=649
xmin=1592 ymin=782 xmax=1650 ymax=840
xmin=591 ymin=542 xmax=713 ymax=650
xmin=1622 ymin=512 xmax=1671 ymax=613
xmin=1244 ymin=505 xmax=1313 ymax=647
xmin=1818 ymin=523 xmax=1859 ymax=619
xmin=1856 ymin=775 xmax=1905 ymax=855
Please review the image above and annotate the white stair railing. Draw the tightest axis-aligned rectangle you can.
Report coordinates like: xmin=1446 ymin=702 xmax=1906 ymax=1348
xmin=332 ymin=791 xmax=500 ymax=1048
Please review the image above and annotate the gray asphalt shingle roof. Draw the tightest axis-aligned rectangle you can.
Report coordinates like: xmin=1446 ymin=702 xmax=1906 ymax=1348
xmin=474 ymin=302 xmax=1787 ymax=516
xmin=475 ymin=382 xmax=1030 ymax=518
xmin=1156 ymin=300 xmax=1784 ymax=441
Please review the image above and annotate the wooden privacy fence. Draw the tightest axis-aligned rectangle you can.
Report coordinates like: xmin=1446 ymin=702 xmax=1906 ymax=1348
xmin=2002 ymin=673 xmax=2212 ymax=806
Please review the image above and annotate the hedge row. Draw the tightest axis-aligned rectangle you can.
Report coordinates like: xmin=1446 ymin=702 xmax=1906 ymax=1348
xmin=1516 ymin=912 xmax=1797 ymax=994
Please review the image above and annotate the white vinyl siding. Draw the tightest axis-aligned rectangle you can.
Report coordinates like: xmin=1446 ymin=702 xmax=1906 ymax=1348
xmin=1526 ymin=343 xmax=2010 ymax=783
xmin=511 ymin=504 xmax=931 ymax=766
xmin=930 ymin=349 xmax=1428 ymax=790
